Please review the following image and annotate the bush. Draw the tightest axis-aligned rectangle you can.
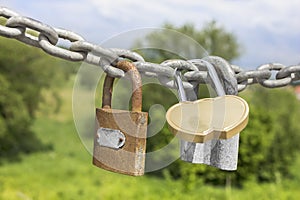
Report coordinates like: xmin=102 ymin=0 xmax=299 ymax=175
xmin=0 ymin=37 xmax=77 ymax=162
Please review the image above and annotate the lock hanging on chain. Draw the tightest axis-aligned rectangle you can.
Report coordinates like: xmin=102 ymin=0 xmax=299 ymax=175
xmin=93 ymin=60 xmax=148 ymax=176
xmin=166 ymin=64 xmax=249 ymax=143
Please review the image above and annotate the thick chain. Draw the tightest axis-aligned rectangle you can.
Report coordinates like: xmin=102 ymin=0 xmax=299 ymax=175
xmin=1 ymin=6 xmax=300 ymax=92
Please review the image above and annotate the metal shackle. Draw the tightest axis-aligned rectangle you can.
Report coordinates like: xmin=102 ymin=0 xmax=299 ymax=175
xmin=102 ymin=60 xmax=143 ymax=112
xmin=174 ymin=68 xmax=188 ymax=102
xmin=202 ymin=60 xmax=226 ymax=96
xmin=189 ymin=58 xmax=226 ymax=96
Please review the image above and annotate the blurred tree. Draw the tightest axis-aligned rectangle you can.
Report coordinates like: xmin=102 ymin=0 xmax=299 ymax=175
xmin=134 ymin=21 xmax=241 ymax=63
xmin=0 ymin=37 xmax=78 ymax=162
xmin=132 ymin=21 xmax=300 ymax=187
xmin=132 ymin=21 xmax=241 ymax=183
xmin=241 ymin=87 xmax=300 ymax=183
xmin=0 ymin=74 xmax=47 ymax=161
xmin=159 ymin=86 xmax=300 ymax=188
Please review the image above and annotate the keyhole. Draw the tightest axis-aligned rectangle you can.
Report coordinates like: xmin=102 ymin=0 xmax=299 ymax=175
xmin=118 ymin=137 xmax=125 ymax=148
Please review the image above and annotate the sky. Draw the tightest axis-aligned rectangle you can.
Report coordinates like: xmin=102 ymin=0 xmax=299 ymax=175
xmin=1 ymin=0 xmax=300 ymax=69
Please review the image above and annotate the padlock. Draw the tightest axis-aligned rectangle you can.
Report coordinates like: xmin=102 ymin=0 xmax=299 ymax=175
xmin=93 ymin=60 xmax=148 ymax=176
xmin=166 ymin=65 xmax=249 ymax=143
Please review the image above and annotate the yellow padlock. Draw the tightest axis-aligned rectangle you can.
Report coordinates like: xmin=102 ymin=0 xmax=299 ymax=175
xmin=166 ymin=68 xmax=249 ymax=143
xmin=166 ymin=95 xmax=249 ymax=143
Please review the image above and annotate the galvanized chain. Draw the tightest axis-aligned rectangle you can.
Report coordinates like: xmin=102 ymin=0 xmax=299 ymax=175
xmin=1 ymin=6 xmax=300 ymax=92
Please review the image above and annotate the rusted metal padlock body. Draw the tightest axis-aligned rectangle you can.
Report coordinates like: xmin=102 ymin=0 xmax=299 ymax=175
xmin=93 ymin=61 xmax=148 ymax=176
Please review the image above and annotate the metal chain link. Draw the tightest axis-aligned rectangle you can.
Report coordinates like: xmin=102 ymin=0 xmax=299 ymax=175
xmin=1 ymin=6 xmax=300 ymax=92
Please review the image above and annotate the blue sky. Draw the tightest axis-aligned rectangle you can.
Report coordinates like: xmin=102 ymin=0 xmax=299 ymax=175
xmin=1 ymin=0 xmax=300 ymax=69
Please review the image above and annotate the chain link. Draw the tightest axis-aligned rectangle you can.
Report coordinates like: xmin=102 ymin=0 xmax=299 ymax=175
xmin=0 ymin=6 xmax=300 ymax=92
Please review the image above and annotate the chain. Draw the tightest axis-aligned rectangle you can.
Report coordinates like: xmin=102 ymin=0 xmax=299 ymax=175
xmin=1 ymin=6 xmax=300 ymax=92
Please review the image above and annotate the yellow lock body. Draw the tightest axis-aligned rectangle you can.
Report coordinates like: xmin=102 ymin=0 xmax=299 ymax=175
xmin=166 ymin=95 xmax=249 ymax=143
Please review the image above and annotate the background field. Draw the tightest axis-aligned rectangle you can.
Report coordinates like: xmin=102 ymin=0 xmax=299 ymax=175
xmin=1 ymin=77 xmax=300 ymax=200
xmin=1 ymin=17 xmax=300 ymax=199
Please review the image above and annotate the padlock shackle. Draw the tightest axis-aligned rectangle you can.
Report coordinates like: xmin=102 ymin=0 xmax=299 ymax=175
xmin=204 ymin=60 xmax=226 ymax=96
xmin=174 ymin=69 xmax=187 ymax=102
xmin=102 ymin=60 xmax=142 ymax=112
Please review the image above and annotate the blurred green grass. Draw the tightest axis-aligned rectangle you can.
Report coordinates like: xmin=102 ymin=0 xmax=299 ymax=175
xmin=1 ymin=77 xmax=300 ymax=200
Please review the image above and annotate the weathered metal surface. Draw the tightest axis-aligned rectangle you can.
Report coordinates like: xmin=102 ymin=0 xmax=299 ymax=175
xmin=93 ymin=61 xmax=148 ymax=176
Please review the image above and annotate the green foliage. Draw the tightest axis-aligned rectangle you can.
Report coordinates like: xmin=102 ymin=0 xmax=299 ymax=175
xmin=163 ymin=21 xmax=241 ymax=61
xmin=142 ymin=83 xmax=178 ymax=150
xmin=236 ymin=100 xmax=275 ymax=183
xmin=132 ymin=21 xmax=242 ymax=184
xmin=168 ymin=86 xmax=300 ymax=187
xmin=0 ymin=37 xmax=78 ymax=161
xmin=134 ymin=21 xmax=240 ymax=63
xmin=133 ymin=21 xmax=241 ymax=157
xmin=132 ymin=22 xmax=300 ymax=187
xmin=1 ymin=88 xmax=300 ymax=199
xmin=0 ymin=73 xmax=49 ymax=162
xmin=239 ymin=87 xmax=300 ymax=182
xmin=0 ymin=38 xmax=77 ymax=117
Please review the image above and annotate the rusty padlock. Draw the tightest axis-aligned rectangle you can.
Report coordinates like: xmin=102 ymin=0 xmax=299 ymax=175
xmin=93 ymin=60 xmax=148 ymax=176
